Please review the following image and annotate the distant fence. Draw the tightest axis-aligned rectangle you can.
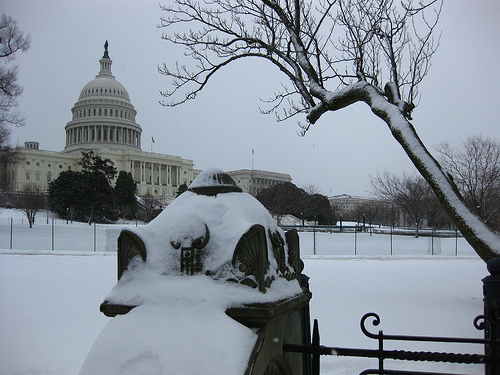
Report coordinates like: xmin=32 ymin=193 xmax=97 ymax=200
xmin=1 ymin=218 xmax=476 ymax=256
xmin=282 ymin=225 xmax=476 ymax=257
xmin=0 ymin=217 xmax=144 ymax=252
xmin=280 ymin=224 xmax=463 ymax=237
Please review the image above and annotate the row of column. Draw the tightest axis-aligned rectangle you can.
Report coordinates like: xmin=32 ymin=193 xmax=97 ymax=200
xmin=130 ymin=160 xmax=180 ymax=187
xmin=66 ymin=125 xmax=141 ymax=148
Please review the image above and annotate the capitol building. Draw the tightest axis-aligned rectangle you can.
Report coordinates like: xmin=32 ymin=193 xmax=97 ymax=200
xmin=5 ymin=43 xmax=196 ymax=201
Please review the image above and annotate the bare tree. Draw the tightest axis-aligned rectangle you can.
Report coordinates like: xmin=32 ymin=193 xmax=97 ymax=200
xmin=0 ymin=134 xmax=21 ymax=190
xmin=426 ymin=194 xmax=453 ymax=229
xmin=352 ymin=201 xmax=382 ymax=234
xmin=301 ymin=183 xmax=321 ymax=195
xmin=379 ymin=201 xmax=400 ymax=228
xmin=436 ymin=136 xmax=500 ymax=230
xmin=158 ymin=0 xmax=500 ymax=261
xmin=15 ymin=185 xmax=46 ymax=228
xmin=138 ymin=194 xmax=162 ymax=223
xmin=0 ymin=14 xmax=30 ymax=190
xmin=370 ymin=171 xmax=432 ymax=237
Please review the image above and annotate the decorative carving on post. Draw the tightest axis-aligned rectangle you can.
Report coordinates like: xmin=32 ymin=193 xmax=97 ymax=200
xmin=171 ymin=224 xmax=210 ymax=275
xmin=117 ymin=230 xmax=146 ymax=280
xmin=232 ymin=224 xmax=270 ymax=293
xmin=285 ymin=229 xmax=300 ymax=281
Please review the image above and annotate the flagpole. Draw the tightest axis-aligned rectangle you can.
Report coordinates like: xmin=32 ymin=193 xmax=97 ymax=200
xmin=251 ymin=149 xmax=254 ymax=170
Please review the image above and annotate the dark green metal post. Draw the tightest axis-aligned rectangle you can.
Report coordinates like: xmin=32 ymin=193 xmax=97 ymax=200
xmin=300 ymin=270 xmax=312 ymax=375
xmin=483 ymin=258 xmax=500 ymax=375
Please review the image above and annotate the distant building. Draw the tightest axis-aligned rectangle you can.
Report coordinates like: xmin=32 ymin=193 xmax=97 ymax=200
xmin=329 ymin=194 xmax=376 ymax=219
xmin=330 ymin=193 xmax=416 ymax=227
xmin=4 ymin=43 xmax=197 ymax=204
xmin=227 ymin=169 xmax=292 ymax=196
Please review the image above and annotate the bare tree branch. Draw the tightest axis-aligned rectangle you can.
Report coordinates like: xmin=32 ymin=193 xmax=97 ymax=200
xmin=157 ymin=0 xmax=500 ymax=262
xmin=0 ymin=14 xmax=30 ymax=128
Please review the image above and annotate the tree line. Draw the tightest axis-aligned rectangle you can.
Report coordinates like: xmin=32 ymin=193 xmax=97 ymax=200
xmin=46 ymin=151 xmax=138 ymax=224
xmin=256 ymin=182 xmax=334 ymax=225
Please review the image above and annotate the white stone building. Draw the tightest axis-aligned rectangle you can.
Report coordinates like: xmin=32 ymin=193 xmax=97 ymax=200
xmin=329 ymin=194 xmax=376 ymax=218
xmin=329 ymin=193 xmax=415 ymax=227
xmin=227 ymin=169 xmax=292 ymax=196
xmin=5 ymin=43 xmax=196 ymax=202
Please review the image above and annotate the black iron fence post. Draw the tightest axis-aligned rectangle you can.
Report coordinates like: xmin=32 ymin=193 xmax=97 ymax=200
xmin=300 ymin=267 xmax=312 ymax=375
xmin=483 ymin=257 xmax=500 ymax=375
xmin=10 ymin=217 xmax=13 ymax=249
xmin=311 ymin=319 xmax=320 ymax=375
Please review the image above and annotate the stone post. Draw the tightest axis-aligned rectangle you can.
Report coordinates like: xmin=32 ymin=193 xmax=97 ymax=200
xmin=483 ymin=257 xmax=500 ymax=375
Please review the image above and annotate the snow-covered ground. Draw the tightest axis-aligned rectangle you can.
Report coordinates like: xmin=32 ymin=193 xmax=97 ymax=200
xmin=0 ymin=209 xmax=488 ymax=374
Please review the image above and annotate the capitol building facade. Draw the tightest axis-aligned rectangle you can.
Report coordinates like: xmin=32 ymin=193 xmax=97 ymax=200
xmin=5 ymin=43 xmax=196 ymax=201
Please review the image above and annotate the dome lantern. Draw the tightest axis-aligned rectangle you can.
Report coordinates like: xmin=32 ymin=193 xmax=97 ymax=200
xmin=99 ymin=40 xmax=113 ymax=78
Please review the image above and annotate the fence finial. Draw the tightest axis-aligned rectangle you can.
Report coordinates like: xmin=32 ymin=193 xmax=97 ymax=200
xmin=487 ymin=257 xmax=500 ymax=275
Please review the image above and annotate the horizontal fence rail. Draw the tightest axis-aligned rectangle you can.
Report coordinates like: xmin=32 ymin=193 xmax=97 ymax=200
xmin=284 ymin=313 xmax=500 ymax=375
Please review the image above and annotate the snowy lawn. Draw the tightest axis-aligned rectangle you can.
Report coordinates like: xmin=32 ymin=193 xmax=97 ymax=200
xmin=0 ymin=252 xmax=116 ymax=375
xmin=305 ymin=257 xmax=486 ymax=374
xmin=0 ymin=209 xmax=488 ymax=374
xmin=0 ymin=252 xmax=487 ymax=375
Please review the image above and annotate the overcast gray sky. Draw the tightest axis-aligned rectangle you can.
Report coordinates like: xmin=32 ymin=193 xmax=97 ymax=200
xmin=4 ymin=0 xmax=500 ymax=197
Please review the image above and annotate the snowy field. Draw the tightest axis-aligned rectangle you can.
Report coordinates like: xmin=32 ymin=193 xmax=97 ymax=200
xmin=0 ymin=209 xmax=489 ymax=374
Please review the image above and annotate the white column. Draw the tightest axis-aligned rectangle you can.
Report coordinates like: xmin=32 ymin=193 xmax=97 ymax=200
xmin=158 ymin=164 xmax=162 ymax=186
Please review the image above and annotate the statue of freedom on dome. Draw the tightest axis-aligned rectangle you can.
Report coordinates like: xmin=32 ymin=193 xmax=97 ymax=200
xmin=103 ymin=40 xmax=109 ymax=59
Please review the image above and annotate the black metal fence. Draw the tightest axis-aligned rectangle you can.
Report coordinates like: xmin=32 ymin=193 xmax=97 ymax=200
xmin=287 ymin=258 xmax=500 ymax=375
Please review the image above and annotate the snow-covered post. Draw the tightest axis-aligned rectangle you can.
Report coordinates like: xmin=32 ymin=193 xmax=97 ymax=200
xmin=483 ymin=258 xmax=500 ymax=374
xmin=91 ymin=169 xmax=312 ymax=374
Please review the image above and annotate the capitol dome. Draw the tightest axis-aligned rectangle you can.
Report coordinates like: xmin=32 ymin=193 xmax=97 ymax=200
xmin=78 ymin=75 xmax=130 ymax=102
xmin=64 ymin=41 xmax=142 ymax=152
